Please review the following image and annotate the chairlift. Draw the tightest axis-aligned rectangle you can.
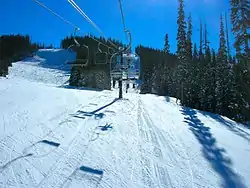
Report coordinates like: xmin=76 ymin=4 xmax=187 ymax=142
xmin=110 ymin=54 xmax=123 ymax=80
xmin=95 ymin=43 xmax=109 ymax=65
xmin=108 ymin=47 xmax=115 ymax=55
xmin=124 ymin=53 xmax=140 ymax=80
xmin=67 ymin=29 xmax=90 ymax=67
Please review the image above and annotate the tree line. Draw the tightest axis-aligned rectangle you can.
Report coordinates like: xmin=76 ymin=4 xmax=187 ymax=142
xmin=137 ymin=0 xmax=249 ymax=123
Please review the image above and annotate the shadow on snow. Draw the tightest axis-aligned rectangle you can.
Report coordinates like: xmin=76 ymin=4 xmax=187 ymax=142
xmin=97 ymin=123 xmax=113 ymax=131
xmin=79 ymin=165 xmax=104 ymax=175
xmin=181 ymin=107 xmax=247 ymax=188
xmin=200 ymin=111 xmax=250 ymax=142
xmin=58 ymin=85 xmax=104 ymax=92
xmin=62 ymin=165 xmax=104 ymax=187
xmin=72 ymin=98 xmax=119 ymax=120
xmin=0 ymin=139 xmax=60 ymax=172
xmin=0 ymin=153 xmax=33 ymax=172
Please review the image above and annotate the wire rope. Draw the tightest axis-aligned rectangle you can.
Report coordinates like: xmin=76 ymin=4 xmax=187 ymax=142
xmin=33 ymin=0 xmax=79 ymax=30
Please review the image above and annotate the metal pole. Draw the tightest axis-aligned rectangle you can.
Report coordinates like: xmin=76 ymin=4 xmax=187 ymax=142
xmin=119 ymin=52 xmax=123 ymax=99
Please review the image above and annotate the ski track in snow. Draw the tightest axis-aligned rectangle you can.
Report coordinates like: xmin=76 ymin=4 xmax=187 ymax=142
xmin=139 ymin=98 xmax=194 ymax=188
xmin=1 ymin=49 xmax=250 ymax=188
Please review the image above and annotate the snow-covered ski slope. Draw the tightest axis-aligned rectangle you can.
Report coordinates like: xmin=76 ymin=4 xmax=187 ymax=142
xmin=0 ymin=49 xmax=250 ymax=188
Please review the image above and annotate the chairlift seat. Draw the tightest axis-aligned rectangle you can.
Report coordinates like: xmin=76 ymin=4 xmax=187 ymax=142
xmin=67 ymin=59 xmax=89 ymax=67
xmin=111 ymin=71 xmax=123 ymax=79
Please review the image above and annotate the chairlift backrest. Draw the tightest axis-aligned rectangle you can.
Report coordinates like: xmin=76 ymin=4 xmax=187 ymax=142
xmin=75 ymin=44 xmax=89 ymax=60
xmin=95 ymin=51 xmax=108 ymax=64
xmin=67 ymin=36 xmax=90 ymax=67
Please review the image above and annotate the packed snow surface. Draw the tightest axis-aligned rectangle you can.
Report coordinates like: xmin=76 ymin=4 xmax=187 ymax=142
xmin=0 ymin=49 xmax=250 ymax=188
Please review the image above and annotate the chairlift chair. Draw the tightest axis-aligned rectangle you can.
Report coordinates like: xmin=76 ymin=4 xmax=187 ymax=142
xmin=108 ymin=47 xmax=115 ymax=56
xmin=110 ymin=54 xmax=123 ymax=80
xmin=95 ymin=43 xmax=109 ymax=65
xmin=95 ymin=51 xmax=108 ymax=65
xmin=67 ymin=44 xmax=90 ymax=67
xmin=67 ymin=29 xmax=90 ymax=67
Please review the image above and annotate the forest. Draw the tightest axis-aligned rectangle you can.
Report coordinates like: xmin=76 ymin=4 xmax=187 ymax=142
xmin=136 ymin=0 xmax=249 ymax=123
xmin=0 ymin=0 xmax=249 ymax=124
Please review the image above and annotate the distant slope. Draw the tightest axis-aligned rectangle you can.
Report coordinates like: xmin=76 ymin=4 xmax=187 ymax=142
xmin=35 ymin=49 xmax=76 ymax=72
xmin=0 ymin=49 xmax=249 ymax=188
xmin=8 ymin=49 xmax=76 ymax=86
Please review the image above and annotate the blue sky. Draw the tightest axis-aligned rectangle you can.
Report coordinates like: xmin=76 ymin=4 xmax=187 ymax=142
xmin=0 ymin=0 xmax=232 ymax=53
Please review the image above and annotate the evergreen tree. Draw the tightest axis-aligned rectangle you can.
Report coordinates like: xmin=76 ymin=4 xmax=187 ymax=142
xmin=216 ymin=14 xmax=231 ymax=115
xmin=218 ymin=15 xmax=227 ymax=61
xmin=176 ymin=0 xmax=187 ymax=104
xmin=203 ymin=23 xmax=209 ymax=51
xmin=211 ymin=49 xmax=217 ymax=112
xmin=159 ymin=34 xmax=170 ymax=95
xmin=188 ymin=42 xmax=199 ymax=108
xmin=183 ymin=12 xmax=194 ymax=106
xmin=199 ymin=19 xmax=203 ymax=60
xmin=164 ymin=34 xmax=170 ymax=54
xmin=204 ymin=45 xmax=213 ymax=111
xmin=186 ymin=13 xmax=193 ymax=60
xmin=224 ymin=12 xmax=231 ymax=60
xmin=176 ymin=0 xmax=187 ymax=59
xmin=230 ymin=0 xmax=250 ymax=122
xmin=230 ymin=0 xmax=249 ymax=57
xmin=193 ymin=43 xmax=198 ymax=60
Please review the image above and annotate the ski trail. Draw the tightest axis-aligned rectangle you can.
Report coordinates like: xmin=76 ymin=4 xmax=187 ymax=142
xmin=169 ymin=119 xmax=195 ymax=188
xmin=10 ymin=144 xmax=21 ymax=188
xmin=137 ymin=98 xmax=172 ymax=188
xmin=142 ymin=97 xmax=195 ymax=188
xmin=2 ymin=93 xmax=103 ymax=154
xmin=36 ymin=95 xmax=117 ymax=188
xmin=156 ymin=101 xmax=196 ymax=188
xmin=3 ymin=93 xmax=106 ymax=188
xmin=0 ymin=93 xmax=103 ymax=146
xmin=139 ymin=98 xmax=172 ymax=188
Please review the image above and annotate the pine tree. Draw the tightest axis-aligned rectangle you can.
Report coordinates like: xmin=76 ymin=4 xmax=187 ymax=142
xmin=176 ymin=0 xmax=187 ymax=104
xmin=230 ymin=0 xmax=250 ymax=122
xmin=193 ymin=43 xmax=198 ymax=61
xmin=204 ymin=45 xmax=213 ymax=111
xmin=211 ymin=49 xmax=217 ymax=112
xmin=189 ymin=43 xmax=199 ymax=108
xmin=199 ymin=19 xmax=203 ymax=60
xmin=183 ymin=13 xmax=194 ymax=106
xmin=164 ymin=34 xmax=170 ymax=54
xmin=203 ymin=23 xmax=209 ymax=52
xmin=224 ymin=12 xmax=231 ymax=60
xmin=218 ymin=15 xmax=227 ymax=61
xmin=162 ymin=33 xmax=171 ymax=95
xmin=186 ymin=13 xmax=192 ymax=60
xmin=176 ymin=0 xmax=187 ymax=59
xmin=230 ymin=0 xmax=249 ymax=57
xmin=216 ymin=14 xmax=231 ymax=115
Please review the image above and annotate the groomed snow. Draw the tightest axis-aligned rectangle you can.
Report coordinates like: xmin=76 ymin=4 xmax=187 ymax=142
xmin=0 ymin=49 xmax=250 ymax=188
